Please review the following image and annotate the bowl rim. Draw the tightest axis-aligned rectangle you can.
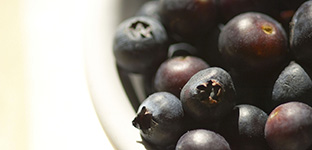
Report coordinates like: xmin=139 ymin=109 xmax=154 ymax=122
xmin=83 ymin=1 xmax=154 ymax=149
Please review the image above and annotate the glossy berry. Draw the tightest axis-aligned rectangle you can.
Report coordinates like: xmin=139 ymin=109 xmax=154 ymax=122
xmin=218 ymin=12 xmax=289 ymax=77
xmin=154 ymin=56 xmax=209 ymax=98
xmin=175 ymin=129 xmax=231 ymax=150
xmin=220 ymin=104 xmax=269 ymax=150
xmin=113 ymin=16 xmax=169 ymax=73
xmin=265 ymin=101 xmax=312 ymax=150
xmin=144 ymin=42 xmax=200 ymax=97
xmin=132 ymin=92 xmax=185 ymax=148
xmin=159 ymin=0 xmax=218 ymax=40
xmin=290 ymin=0 xmax=312 ymax=68
xmin=272 ymin=61 xmax=312 ymax=108
xmin=180 ymin=67 xmax=236 ymax=123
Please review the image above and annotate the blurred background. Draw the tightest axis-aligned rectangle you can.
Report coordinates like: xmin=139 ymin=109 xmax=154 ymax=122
xmin=0 ymin=0 xmax=124 ymax=149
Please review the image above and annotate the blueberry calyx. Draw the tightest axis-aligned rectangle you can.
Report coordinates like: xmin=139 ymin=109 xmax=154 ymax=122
xmin=196 ymin=80 xmax=222 ymax=105
xmin=132 ymin=106 xmax=157 ymax=133
xmin=129 ymin=21 xmax=153 ymax=39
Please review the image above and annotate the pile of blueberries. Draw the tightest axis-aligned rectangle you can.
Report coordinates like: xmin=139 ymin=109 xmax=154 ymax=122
xmin=112 ymin=0 xmax=312 ymax=149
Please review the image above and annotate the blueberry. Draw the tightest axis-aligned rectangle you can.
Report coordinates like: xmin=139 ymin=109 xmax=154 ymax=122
xmin=113 ymin=16 xmax=169 ymax=73
xmin=265 ymin=101 xmax=312 ymax=150
xmin=180 ymin=67 xmax=236 ymax=124
xmin=143 ymin=42 xmax=201 ymax=98
xmin=290 ymin=0 xmax=312 ymax=68
xmin=272 ymin=61 xmax=312 ymax=109
xmin=219 ymin=104 xmax=269 ymax=150
xmin=154 ymin=56 xmax=209 ymax=98
xmin=132 ymin=92 xmax=185 ymax=148
xmin=175 ymin=129 xmax=231 ymax=150
xmin=218 ymin=12 xmax=289 ymax=79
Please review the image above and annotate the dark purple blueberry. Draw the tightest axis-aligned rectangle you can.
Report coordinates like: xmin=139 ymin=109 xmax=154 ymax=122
xmin=180 ymin=67 xmax=236 ymax=124
xmin=132 ymin=92 xmax=185 ymax=148
xmin=113 ymin=16 xmax=169 ymax=73
xmin=154 ymin=56 xmax=209 ymax=98
xmin=175 ymin=129 xmax=231 ymax=150
xmin=265 ymin=101 xmax=312 ymax=150
xmin=158 ymin=0 xmax=218 ymax=41
xmin=290 ymin=0 xmax=312 ymax=68
xmin=218 ymin=12 xmax=289 ymax=79
xmin=272 ymin=61 xmax=312 ymax=109
xmin=220 ymin=104 xmax=269 ymax=150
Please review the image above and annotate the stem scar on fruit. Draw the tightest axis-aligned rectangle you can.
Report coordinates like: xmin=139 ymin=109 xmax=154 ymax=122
xmin=196 ymin=80 xmax=222 ymax=105
xmin=261 ymin=24 xmax=275 ymax=35
xmin=129 ymin=21 xmax=153 ymax=39
xmin=132 ymin=106 xmax=157 ymax=134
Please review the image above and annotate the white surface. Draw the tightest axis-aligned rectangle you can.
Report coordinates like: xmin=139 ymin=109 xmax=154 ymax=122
xmin=22 ymin=0 xmax=114 ymax=150
xmin=84 ymin=0 xmax=153 ymax=149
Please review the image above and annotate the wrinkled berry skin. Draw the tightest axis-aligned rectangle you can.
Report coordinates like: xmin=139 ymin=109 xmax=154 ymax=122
xmin=220 ymin=104 xmax=269 ymax=150
xmin=180 ymin=67 xmax=236 ymax=123
xmin=132 ymin=92 xmax=185 ymax=148
xmin=272 ymin=61 xmax=312 ymax=109
xmin=219 ymin=12 xmax=289 ymax=77
xmin=265 ymin=102 xmax=312 ymax=150
xmin=176 ymin=129 xmax=231 ymax=150
xmin=154 ymin=56 xmax=209 ymax=98
xmin=290 ymin=1 xmax=312 ymax=68
xmin=113 ymin=16 xmax=169 ymax=73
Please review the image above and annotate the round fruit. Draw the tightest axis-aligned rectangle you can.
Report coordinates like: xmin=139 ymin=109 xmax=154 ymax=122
xmin=132 ymin=92 xmax=185 ymax=148
xmin=220 ymin=104 xmax=269 ymax=150
xmin=218 ymin=12 xmax=289 ymax=76
xmin=265 ymin=101 xmax=312 ymax=150
xmin=176 ymin=129 xmax=231 ymax=150
xmin=290 ymin=0 xmax=312 ymax=68
xmin=154 ymin=56 xmax=209 ymax=98
xmin=113 ymin=16 xmax=169 ymax=73
xmin=180 ymin=67 xmax=236 ymax=123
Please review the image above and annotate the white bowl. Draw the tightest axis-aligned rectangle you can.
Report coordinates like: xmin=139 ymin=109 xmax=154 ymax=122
xmin=84 ymin=0 xmax=154 ymax=149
